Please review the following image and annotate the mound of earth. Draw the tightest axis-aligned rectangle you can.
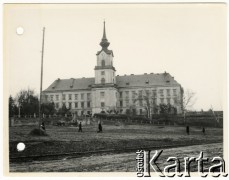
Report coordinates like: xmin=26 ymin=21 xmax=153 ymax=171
xmin=29 ymin=128 xmax=48 ymax=136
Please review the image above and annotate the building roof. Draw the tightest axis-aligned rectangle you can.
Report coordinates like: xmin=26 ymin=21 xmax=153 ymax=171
xmin=44 ymin=78 xmax=94 ymax=92
xmin=43 ymin=72 xmax=181 ymax=92
xmin=116 ymin=73 xmax=180 ymax=88
xmin=96 ymin=49 xmax=114 ymax=57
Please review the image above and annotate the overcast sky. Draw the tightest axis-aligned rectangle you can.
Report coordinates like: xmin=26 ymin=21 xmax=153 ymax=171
xmin=5 ymin=3 xmax=226 ymax=111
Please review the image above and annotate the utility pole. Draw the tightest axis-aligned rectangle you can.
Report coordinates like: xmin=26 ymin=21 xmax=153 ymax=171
xmin=39 ymin=27 xmax=45 ymax=129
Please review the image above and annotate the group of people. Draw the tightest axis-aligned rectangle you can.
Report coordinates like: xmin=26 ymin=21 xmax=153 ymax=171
xmin=186 ymin=125 xmax=205 ymax=135
xmin=78 ymin=121 xmax=103 ymax=133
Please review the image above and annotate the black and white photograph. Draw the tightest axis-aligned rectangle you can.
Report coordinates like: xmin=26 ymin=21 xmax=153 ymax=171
xmin=3 ymin=2 xmax=227 ymax=177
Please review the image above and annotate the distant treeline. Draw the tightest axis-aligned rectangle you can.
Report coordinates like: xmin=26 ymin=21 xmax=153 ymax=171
xmin=93 ymin=112 xmax=223 ymax=128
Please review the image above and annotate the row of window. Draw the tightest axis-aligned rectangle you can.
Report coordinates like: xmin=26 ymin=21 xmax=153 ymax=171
xmin=47 ymin=93 xmax=91 ymax=101
xmin=56 ymin=101 xmax=91 ymax=109
xmin=119 ymin=89 xmax=177 ymax=99
xmin=56 ymin=101 xmax=105 ymax=109
xmin=74 ymin=110 xmax=91 ymax=116
xmin=119 ymin=97 xmax=178 ymax=107
xmin=47 ymin=89 xmax=177 ymax=102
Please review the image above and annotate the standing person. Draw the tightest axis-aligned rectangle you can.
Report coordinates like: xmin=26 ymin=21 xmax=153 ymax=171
xmin=78 ymin=122 xmax=82 ymax=132
xmin=41 ymin=121 xmax=46 ymax=131
xmin=186 ymin=126 xmax=189 ymax=135
xmin=202 ymin=127 xmax=205 ymax=135
xmin=97 ymin=121 xmax=102 ymax=133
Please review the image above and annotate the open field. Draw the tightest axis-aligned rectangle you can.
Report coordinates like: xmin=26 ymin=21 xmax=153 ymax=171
xmin=9 ymin=120 xmax=223 ymax=172
xmin=9 ymin=122 xmax=223 ymax=159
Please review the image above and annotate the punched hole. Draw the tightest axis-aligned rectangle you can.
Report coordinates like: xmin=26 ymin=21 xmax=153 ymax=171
xmin=17 ymin=142 xmax=25 ymax=152
xmin=16 ymin=27 xmax=24 ymax=35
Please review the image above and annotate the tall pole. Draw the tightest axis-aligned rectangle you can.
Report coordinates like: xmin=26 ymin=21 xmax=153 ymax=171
xmin=39 ymin=27 xmax=45 ymax=129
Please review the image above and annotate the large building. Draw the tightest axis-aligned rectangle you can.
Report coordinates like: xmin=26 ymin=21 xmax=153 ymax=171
xmin=43 ymin=22 xmax=183 ymax=116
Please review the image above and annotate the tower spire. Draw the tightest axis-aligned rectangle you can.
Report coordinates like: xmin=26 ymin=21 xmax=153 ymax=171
xmin=102 ymin=21 xmax=107 ymax=40
xmin=100 ymin=21 xmax=110 ymax=50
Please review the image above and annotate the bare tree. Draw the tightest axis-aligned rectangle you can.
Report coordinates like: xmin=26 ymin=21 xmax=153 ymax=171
xmin=181 ymin=89 xmax=197 ymax=124
xmin=133 ymin=90 xmax=158 ymax=118
xmin=209 ymin=105 xmax=220 ymax=127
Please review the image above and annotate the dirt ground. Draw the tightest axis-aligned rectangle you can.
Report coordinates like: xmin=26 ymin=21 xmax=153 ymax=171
xmin=10 ymin=143 xmax=223 ymax=173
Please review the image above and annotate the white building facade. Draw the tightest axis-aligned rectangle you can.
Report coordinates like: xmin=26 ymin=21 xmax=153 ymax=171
xmin=43 ymin=22 xmax=183 ymax=116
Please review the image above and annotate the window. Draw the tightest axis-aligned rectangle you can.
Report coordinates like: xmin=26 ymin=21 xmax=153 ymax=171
xmin=145 ymin=90 xmax=150 ymax=96
xmin=45 ymin=95 xmax=48 ymax=101
xmin=159 ymin=89 xmax=164 ymax=97
xmin=69 ymin=102 xmax=72 ymax=109
xmin=152 ymin=90 xmax=157 ymax=97
xmin=120 ymin=92 xmax=123 ymax=98
xmin=101 ymin=71 xmax=105 ymax=75
xmin=101 ymin=78 xmax=105 ymax=84
xmin=75 ymin=102 xmax=78 ymax=108
xmin=62 ymin=94 xmax=66 ymax=101
xmin=87 ymin=111 xmax=91 ymax=115
xmin=139 ymin=90 xmax=143 ymax=98
xmin=173 ymin=89 xmax=177 ymax=96
xmin=56 ymin=95 xmax=59 ymax=101
xmin=160 ymin=98 xmax=164 ymax=104
xmin=62 ymin=102 xmax=66 ymax=107
xmin=120 ymin=101 xmax=123 ymax=107
xmin=81 ymin=102 xmax=84 ymax=108
xmin=101 ymin=60 xmax=105 ymax=67
xmin=81 ymin=93 xmax=84 ymax=100
xmin=87 ymin=101 xmax=90 ymax=107
xmin=69 ymin=94 xmax=72 ymax=100
xmin=126 ymin=100 xmax=129 ymax=106
xmin=100 ymin=92 xmax=105 ymax=98
xmin=56 ymin=103 xmax=59 ymax=109
xmin=139 ymin=99 xmax=143 ymax=106
xmin=75 ymin=111 xmax=78 ymax=116
xmin=132 ymin=91 xmax=135 ymax=99
xmin=167 ymin=89 xmax=170 ymax=96
xmin=174 ymin=97 xmax=178 ymax=104
xmin=101 ymin=102 xmax=105 ymax=107
xmin=167 ymin=98 xmax=171 ymax=104
xmin=50 ymin=95 xmax=54 ymax=101
xmin=153 ymin=98 xmax=157 ymax=105
xmin=125 ymin=91 xmax=129 ymax=98
xmin=132 ymin=109 xmax=136 ymax=115
xmin=81 ymin=111 xmax=84 ymax=116
xmin=87 ymin=93 xmax=91 ymax=100
xmin=75 ymin=94 xmax=78 ymax=100
xmin=140 ymin=109 xmax=143 ymax=115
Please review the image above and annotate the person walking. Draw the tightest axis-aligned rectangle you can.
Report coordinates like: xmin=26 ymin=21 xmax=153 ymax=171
xmin=97 ymin=122 xmax=102 ymax=133
xmin=202 ymin=127 xmax=205 ymax=135
xmin=186 ymin=125 xmax=189 ymax=135
xmin=78 ymin=122 xmax=82 ymax=132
